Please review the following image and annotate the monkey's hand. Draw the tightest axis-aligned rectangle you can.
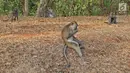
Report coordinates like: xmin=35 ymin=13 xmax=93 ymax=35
xmin=73 ymin=29 xmax=78 ymax=35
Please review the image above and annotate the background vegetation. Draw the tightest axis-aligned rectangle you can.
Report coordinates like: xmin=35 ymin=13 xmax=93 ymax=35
xmin=0 ymin=0 xmax=130 ymax=16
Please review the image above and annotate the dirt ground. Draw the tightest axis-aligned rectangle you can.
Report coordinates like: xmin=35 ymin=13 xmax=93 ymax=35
xmin=0 ymin=16 xmax=130 ymax=73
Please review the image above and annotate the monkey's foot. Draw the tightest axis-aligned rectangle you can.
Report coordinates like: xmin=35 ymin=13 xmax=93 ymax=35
xmin=64 ymin=64 xmax=71 ymax=68
xmin=80 ymin=46 xmax=85 ymax=49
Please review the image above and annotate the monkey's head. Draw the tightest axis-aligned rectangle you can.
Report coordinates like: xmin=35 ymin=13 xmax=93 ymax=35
xmin=69 ymin=21 xmax=78 ymax=31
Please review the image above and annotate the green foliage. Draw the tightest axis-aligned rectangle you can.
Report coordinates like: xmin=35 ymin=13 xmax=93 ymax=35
xmin=0 ymin=0 xmax=129 ymax=16
xmin=53 ymin=0 xmax=103 ymax=16
xmin=54 ymin=0 xmax=88 ymax=16
xmin=0 ymin=0 xmax=20 ymax=15
xmin=92 ymin=6 xmax=101 ymax=15
xmin=29 ymin=0 xmax=38 ymax=16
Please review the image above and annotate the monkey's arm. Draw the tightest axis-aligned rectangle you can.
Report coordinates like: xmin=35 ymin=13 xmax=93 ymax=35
xmin=68 ymin=29 xmax=78 ymax=39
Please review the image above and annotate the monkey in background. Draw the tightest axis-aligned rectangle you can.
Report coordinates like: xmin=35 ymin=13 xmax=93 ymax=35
xmin=108 ymin=12 xmax=117 ymax=24
xmin=45 ymin=7 xmax=55 ymax=18
xmin=11 ymin=8 xmax=18 ymax=21
xmin=61 ymin=21 xmax=85 ymax=68
xmin=2 ymin=8 xmax=18 ymax=22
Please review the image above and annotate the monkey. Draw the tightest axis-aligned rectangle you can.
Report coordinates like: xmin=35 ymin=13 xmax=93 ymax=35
xmin=45 ymin=7 xmax=55 ymax=18
xmin=10 ymin=8 xmax=18 ymax=21
xmin=108 ymin=12 xmax=117 ymax=24
xmin=61 ymin=21 xmax=85 ymax=68
xmin=2 ymin=8 xmax=18 ymax=22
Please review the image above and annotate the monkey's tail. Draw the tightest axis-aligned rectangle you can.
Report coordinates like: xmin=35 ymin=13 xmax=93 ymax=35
xmin=63 ymin=45 xmax=71 ymax=68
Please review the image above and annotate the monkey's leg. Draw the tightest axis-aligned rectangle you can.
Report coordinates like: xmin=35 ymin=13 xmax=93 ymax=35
xmin=108 ymin=17 xmax=112 ymax=24
xmin=113 ymin=17 xmax=117 ymax=24
xmin=16 ymin=15 xmax=18 ymax=21
xmin=73 ymin=36 xmax=85 ymax=49
xmin=11 ymin=16 xmax=14 ymax=22
xmin=63 ymin=45 xmax=71 ymax=68
xmin=67 ymin=39 xmax=82 ymax=57
xmin=14 ymin=17 xmax=16 ymax=21
xmin=72 ymin=36 xmax=85 ymax=56
xmin=17 ymin=16 xmax=18 ymax=21
xmin=67 ymin=41 xmax=86 ymax=67
xmin=12 ymin=16 xmax=16 ymax=21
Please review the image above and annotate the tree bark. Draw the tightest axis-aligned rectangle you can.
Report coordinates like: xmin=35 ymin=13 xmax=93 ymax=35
xmin=24 ymin=0 xmax=29 ymax=16
xmin=20 ymin=0 xmax=24 ymax=15
xmin=36 ymin=0 xmax=47 ymax=17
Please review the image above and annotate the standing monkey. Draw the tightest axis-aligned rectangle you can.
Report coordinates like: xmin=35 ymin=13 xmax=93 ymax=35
xmin=11 ymin=8 xmax=18 ymax=21
xmin=108 ymin=12 xmax=117 ymax=24
xmin=45 ymin=7 xmax=55 ymax=18
xmin=61 ymin=21 xmax=85 ymax=68
xmin=2 ymin=8 xmax=18 ymax=22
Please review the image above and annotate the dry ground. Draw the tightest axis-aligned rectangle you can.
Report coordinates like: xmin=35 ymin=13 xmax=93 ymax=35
xmin=0 ymin=16 xmax=130 ymax=73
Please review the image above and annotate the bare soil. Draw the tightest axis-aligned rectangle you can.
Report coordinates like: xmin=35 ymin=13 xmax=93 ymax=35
xmin=0 ymin=16 xmax=130 ymax=73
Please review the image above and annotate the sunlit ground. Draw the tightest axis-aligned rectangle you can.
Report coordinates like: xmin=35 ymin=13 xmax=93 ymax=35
xmin=0 ymin=16 xmax=130 ymax=73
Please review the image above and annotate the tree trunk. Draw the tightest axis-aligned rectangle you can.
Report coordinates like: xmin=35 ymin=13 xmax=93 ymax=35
xmin=100 ymin=0 xmax=105 ymax=15
xmin=24 ymin=0 xmax=29 ymax=16
xmin=36 ymin=0 xmax=47 ymax=17
xmin=20 ymin=0 xmax=25 ymax=15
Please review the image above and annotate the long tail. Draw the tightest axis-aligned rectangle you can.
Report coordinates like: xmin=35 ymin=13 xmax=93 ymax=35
xmin=63 ymin=45 xmax=70 ymax=68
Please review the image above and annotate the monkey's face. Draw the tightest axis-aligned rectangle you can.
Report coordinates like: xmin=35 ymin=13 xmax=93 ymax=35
xmin=72 ymin=23 xmax=78 ymax=32
xmin=69 ymin=21 xmax=78 ymax=30
xmin=68 ymin=23 xmax=78 ymax=36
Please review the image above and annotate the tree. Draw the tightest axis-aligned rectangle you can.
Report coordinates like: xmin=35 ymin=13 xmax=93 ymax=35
xmin=24 ymin=0 xmax=29 ymax=16
xmin=20 ymin=0 xmax=24 ymax=15
xmin=36 ymin=0 xmax=47 ymax=17
xmin=19 ymin=0 xmax=29 ymax=16
xmin=36 ymin=0 xmax=55 ymax=17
